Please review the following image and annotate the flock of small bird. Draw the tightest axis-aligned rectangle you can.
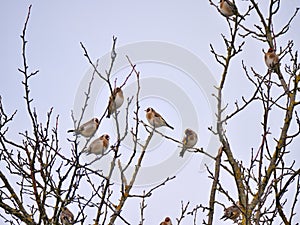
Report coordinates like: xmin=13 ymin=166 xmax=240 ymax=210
xmin=61 ymin=1 xmax=280 ymax=224
xmin=65 ymin=86 xmax=198 ymax=224
xmin=67 ymin=88 xmax=199 ymax=157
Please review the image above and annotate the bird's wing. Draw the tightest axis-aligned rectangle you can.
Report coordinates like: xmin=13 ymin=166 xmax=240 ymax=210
xmin=153 ymin=111 xmax=162 ymax=119
xmin=224 ymin=0 xmax=236 ymax=8
xmin=154 ymin=111 xmax=168 ymax=124
xmin=183 ymin=136 xmax=188 ymax=146
xmin=224 ymin=0 xmax=238 ymax=13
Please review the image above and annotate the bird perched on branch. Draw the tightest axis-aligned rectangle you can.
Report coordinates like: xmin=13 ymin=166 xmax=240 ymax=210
xmin=82 ymin=134 xmax=110 ymax=155
xmin=67 ymin=118 xmax=99 ymax=138
xmin=220 ymin=201 xmax=241 ymax=223
xmin=179 ymin=128 xmax=198 ymax=157
xmin=219 ymin=0 xmax=239 ymax=18
xmin=106 ymin=87 xmax=124 ymax=118
xmin=145 ymin=107 xmax=174 ymax=130
xmin=264 ymin=47 xmax=279 ymax=69
xmin=60 ymin=207 xmax=74 ymax=225
xmin=160 ymin=217 xmax=172 ymax=225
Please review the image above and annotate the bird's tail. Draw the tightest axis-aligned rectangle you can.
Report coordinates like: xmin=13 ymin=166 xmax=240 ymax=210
xmin=220 ymin=215 xmax=228 ymax=221
xmin=63 ymin=216 xmax=72 ymax=224
xmin=166 ymin=123 xmax=174 ymax=130
xmin=81 ymin=147 xmax=89 ymax=155
xmin=179 ymin=147 xmax=187 ymax=157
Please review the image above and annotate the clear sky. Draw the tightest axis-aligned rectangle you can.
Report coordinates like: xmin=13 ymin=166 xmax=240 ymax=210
xmin=1 ymin=1 xmax=300 ymax=224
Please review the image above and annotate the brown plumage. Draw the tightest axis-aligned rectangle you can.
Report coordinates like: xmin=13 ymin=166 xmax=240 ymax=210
xmin=264 ymin=48 xmax=279 ymax=69
xmin=160 ymin=217 xmax=172 ymax=225
xmin=219 ymin=0 xmax=238 ymax=17
xmin=106 ymin=87 xmax=124 ymax=118
xmin=67 ymin=118 xmax=99 ymax=138
xmin=180 ymin=128 xmax=198 ymax=157
xmin=220 ymin=201 xmax=241 ymax=223
xmin=83 ymin=134 xmax=110 ymax=155
xmin=60 ymin=207 xmax=74 ymax=225
xmin=145 ymin=107 xmax=174 ymax=130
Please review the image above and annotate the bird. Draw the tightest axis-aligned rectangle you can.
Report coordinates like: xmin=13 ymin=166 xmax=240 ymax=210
xmin=67 ymin=118 xmax=99 ymax=138
xmin=145 ymin=107 xmax=174 ymax=130
xmin=160 ymin=217 xmax=172 ymax=225
xmin=179 ymin=128 xmax=198 ymax=157
xmin=220 ymin=201 xmax=241 ymax=223
xmin=219 ymin=0 xmax=239 ymax=18
xmin=106 ymin=87 xmax=124 ymax=118
xmin=82 ymin=134 xmax=110 ymax=155
xmin=60 ymin=207 xmax=74 ymax=225
xmin=264 ymin=47 xmax=279 ymax=69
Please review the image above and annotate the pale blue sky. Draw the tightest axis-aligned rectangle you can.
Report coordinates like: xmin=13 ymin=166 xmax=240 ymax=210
xmin=1 ymin=1 xmax=300 ymax=224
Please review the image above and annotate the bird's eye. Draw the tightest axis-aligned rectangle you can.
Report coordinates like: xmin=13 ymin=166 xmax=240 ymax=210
xmin=95 ymin=118 xmax=99 ymax=123
xmin=146 ymin=108 xmax=150 ymax=112
xmin=106 ymin=135 xmax=110 ymax=140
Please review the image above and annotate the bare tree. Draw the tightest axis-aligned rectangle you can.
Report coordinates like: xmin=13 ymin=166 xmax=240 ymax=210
xmin=0 ymin=1 xmax=299 ymax=225
xmin=0 ymin=5 xmax=176 ymax=225
xmin=199 ymin=0 xmax=300 ymax=225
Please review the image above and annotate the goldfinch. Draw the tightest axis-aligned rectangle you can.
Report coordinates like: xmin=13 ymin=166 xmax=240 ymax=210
xmin=83 ymin=134 xmax=110 ymax=155
xmin=179 ymin=128 xmax=198 ymax=157
xmin=145 ymin=107 xmax=174 ymax=130
xmin=60 ymin=207 xmax=74 ymax=225
xmin=219 ymin=0 xmax=239 ymax=17
xmin=264 ymin=47 xmax=279 ymax=69
xmin=68 ymin=118 xmax=99 ymax=138
xmin=106 ymin=87 xmax=124 ymax=118
xmin=160 ymin=217 xmax=172 ymax=225
xmin=220 ymin=201 xmax=241 ymax=223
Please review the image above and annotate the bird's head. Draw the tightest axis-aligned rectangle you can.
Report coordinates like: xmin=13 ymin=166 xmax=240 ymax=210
xmin=115 ymin=87 xmax=122 ymax=93
xmin=165 ymin=217 xmax=171 ymax=222
xmin=185 ymin=128 xmax=194 ymax=135
xmin=104 ymin=134 xmax=110 ymax=140
xmin=145 ymin=107 xmax=153 ymax=113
